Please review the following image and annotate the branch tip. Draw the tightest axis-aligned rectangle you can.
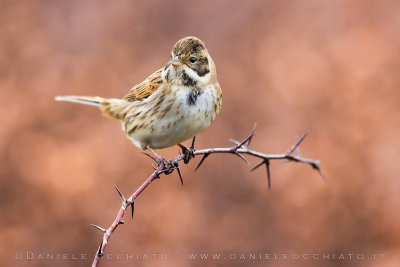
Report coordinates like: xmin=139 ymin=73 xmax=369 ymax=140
xmin=252 ymin=122 xmax=258 ymax=131
xmin=311 ymin=161 xmax=326 ymax=180
xmin=318 ymin=169 xmax=326 ymax=180
xmin=247 ymin=123 xmax=257 ymax=147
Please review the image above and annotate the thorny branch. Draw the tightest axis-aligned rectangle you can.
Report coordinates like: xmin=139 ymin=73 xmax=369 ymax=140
xmin=91 ymin=125 xmax=323 ymax=267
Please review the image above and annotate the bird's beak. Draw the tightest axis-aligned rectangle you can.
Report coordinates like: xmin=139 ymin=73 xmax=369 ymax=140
xmin=167 ymin=56 xmax=180 ymax=67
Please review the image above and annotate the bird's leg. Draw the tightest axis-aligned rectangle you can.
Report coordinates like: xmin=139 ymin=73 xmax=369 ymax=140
xmin=147 ymin=147 xmax=163 ymax=160
xmin=178 ymin=136 xmax=196 ymax=164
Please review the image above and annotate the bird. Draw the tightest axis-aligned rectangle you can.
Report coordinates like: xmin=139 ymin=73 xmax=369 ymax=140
xmin=56 ymin=36 xmax=222 ymax=154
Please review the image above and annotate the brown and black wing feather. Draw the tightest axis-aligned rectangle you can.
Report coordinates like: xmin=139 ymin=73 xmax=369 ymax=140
xmin=124 ymin=68 xmax=163 ymax=102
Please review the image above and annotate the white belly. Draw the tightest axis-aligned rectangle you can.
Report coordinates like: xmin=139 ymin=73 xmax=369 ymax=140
xmin=125 ymin=85 xmax=219 ymax=149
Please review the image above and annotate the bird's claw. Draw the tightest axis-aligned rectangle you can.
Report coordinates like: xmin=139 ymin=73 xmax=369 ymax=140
xmin=181 ymin=145 xmax=195 ymax=164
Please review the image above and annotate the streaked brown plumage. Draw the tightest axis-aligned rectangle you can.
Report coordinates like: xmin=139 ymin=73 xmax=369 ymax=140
xmin=56 ymin=36 xmax=222 ymax=149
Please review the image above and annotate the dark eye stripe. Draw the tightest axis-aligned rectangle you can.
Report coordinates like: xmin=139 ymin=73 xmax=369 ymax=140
xmin=195 ymin=68 xmax=210 ymax=77
xmin=192 ymin=57 xmax=209 ymax=77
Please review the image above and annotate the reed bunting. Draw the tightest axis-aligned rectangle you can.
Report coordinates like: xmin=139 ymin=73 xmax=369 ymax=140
xmin=56 ymin=37 xmax=222 ymax=151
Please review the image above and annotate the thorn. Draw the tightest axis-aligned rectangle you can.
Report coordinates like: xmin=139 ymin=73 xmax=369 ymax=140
xmin=234 ymin=152 xmax=250 ymax=165
xmin=287 ymin=133 xmax=308 ymax=155
xmin=318 ymin=170 xmax=326 ymax=181
xmin=114 ymin=185 xmax=125 ymax=201
xmin=147 ymin=147 xmax=163 ymax=160
xmin=90 ymin=224 xmax=106 ymax=233
xmin=265 ymin=159 xmax=271 ymax=190
xmin=229 ymin=138 xmax=241 ymax=146
xmin=97 ymin=241 xmax=104 ymax=258
xmin=176 ymin=165 xmax=183 ymax=186
xmin=118 ymin=220 xmax=125 ymax=225
xmin=247 ymin=123 xmax=257 ymax=147
xmin=236 ymin=127 xmax=256 ymax=149
xmin=294 ymin=136 xmax=301 ymax=156
xmin=311 ymin=162 xmax=318 ymax=170
xmin=195 ymin=153 xmax=210 ymax=171
xmin=295 ymin=146 xmax=301 ymax=156
xmin=311 ymin=161 xmax=326 ymax=180
xmin=250 ymin=159 xmax=271 ymax=190
xmin=251 ymin=160 xmax=265 ymax=172
xmin=191 ymin=136 xmax=196 ymax=149
xmin=141 ymin=152 xmax=159 ymax=163
xmin=130 ymin=202 xmax=135 ymax=218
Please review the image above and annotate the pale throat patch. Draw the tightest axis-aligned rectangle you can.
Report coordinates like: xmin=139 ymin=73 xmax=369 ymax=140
xmin=182 ymin=65 xmax=210 ymax=85
xmin=182 ymin=56 xmax=212 ymax=85
xmin=162 ymin=56 xmax=212 ymax=85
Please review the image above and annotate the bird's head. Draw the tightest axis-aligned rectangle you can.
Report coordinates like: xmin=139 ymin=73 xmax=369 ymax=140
xmin=162 ymin=36 xmax=216 ymax=86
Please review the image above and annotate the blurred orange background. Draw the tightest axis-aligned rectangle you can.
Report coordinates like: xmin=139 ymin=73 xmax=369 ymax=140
xmin=1 ymin=0 xmax=399 ymax=266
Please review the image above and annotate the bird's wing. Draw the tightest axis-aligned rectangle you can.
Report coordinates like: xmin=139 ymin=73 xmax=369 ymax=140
xmin=124 ymin=68 xmax=163 ymax=101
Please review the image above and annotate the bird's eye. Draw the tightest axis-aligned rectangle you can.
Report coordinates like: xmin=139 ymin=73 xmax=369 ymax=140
xmin=189 ymin=57 xmax=197 ymax=63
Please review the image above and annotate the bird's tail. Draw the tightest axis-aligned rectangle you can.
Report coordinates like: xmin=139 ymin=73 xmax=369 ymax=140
xmin=55 ymin=95 xmax=104 ymax=107
xmin=55 ymin=95 xmax=129 ymax=120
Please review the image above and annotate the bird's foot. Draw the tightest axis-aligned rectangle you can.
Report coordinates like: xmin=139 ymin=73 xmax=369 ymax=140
xmin=144 ymin=147 xmax=174 ymax=174
xmin=178 ymin=136 xmax=196 ymax=164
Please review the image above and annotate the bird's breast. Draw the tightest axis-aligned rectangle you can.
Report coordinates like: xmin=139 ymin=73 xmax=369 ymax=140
xmin=125 ymin=84 xmax=220 ymax=149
